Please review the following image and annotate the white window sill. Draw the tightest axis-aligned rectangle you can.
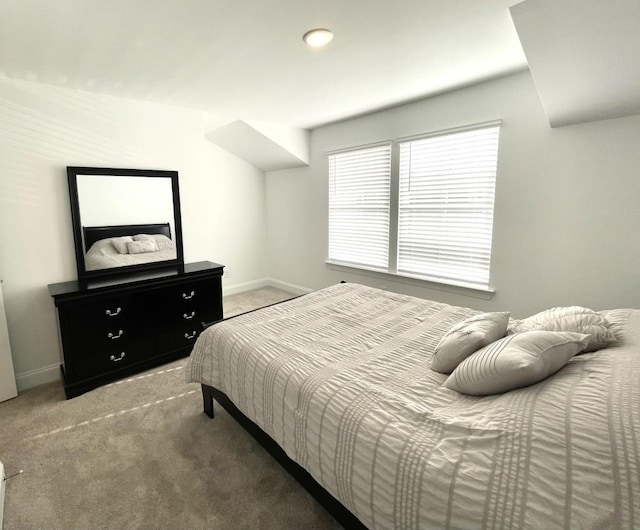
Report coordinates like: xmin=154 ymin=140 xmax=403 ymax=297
xmin=325 ymin=260 xmax=495 ymax=300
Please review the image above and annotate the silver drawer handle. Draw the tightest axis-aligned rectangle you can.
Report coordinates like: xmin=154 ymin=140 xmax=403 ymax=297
xmin=182 ymin=290 xmax=195 ymax=300
xmin=183 ymin=311 xmax=196 ymax=320
xmin=105 ymin=307 xmax=122 ymax=317
xmin=110 ymin=352 xmax=126 ymax=362
xmin=108 ymin=329 xmax=124 ymax=340
xmin=184 ymin=331 xmax=197 ymax=340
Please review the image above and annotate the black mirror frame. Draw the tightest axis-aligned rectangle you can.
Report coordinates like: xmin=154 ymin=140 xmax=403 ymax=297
xmin=67 ymin=166 xmax=184 ymax=282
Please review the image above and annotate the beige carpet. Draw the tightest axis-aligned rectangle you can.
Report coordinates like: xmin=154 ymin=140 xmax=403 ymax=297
xmin=0 ymin=287 xmax=340 ymax=529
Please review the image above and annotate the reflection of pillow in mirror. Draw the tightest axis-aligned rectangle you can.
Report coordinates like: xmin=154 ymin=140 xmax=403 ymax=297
xmin=86 ymin=238 xmax=117 ymax=256
xmin=132 ymin=234 xmax=156 ymax=242
xmin=96 ymin=245 xmax=118 ymax=256
xmin=152 ymin=234 xmax=175 ymax=250
xmin=444 ymin=331 xmax=590 ymax=396
xmin=126 ymin=240 xmax=159 ymax=254
xmin=110 ymin=236 xmax=133 ymax=254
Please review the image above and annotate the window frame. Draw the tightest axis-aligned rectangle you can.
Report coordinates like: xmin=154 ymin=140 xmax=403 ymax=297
xmin=326 ymin=120 xmax=501 ymax=296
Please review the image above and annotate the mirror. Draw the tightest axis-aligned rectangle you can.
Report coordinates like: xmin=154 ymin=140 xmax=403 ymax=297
xmin=67 ymin=167 xmax=184 ymax=281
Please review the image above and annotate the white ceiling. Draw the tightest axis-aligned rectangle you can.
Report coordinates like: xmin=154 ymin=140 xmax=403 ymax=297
xmin=0 ymin=0 xmax=528 ymax=129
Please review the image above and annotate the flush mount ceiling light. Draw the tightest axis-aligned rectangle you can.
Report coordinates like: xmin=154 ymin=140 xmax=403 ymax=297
xmin=303 ymin=28 xmax=334 ymax=47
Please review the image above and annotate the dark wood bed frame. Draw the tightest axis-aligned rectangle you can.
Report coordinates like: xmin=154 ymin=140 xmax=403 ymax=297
xmin=201 ymin=384 xmax=368 ymax=530
xmin=83 ymin=222 xmax=172 ymax=250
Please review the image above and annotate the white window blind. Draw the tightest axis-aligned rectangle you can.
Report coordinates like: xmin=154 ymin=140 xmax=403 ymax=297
xmin=328 ymin=144 xmax=391 ymax=269
xmin=397 ymin=125 xmax=500 ymax=289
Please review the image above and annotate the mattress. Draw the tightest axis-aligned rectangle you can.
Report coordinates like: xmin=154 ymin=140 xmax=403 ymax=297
xmin=186 ymin=282 xmax=639 ymax=529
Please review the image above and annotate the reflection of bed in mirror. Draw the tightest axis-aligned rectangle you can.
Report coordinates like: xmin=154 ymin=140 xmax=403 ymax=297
xmin=83 ymin=222 xmax=177 ymax=271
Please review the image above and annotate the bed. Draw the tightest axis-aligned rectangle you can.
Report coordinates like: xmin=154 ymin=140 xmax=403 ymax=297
xmin=83 ymin=223 xmax=177 ymax=271
xmin=186 ymin=282 xmax=639 ymax=529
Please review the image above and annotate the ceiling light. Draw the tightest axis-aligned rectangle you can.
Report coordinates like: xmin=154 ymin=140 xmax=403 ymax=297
xmin=303 ymin=28 xmax=334 ymax=47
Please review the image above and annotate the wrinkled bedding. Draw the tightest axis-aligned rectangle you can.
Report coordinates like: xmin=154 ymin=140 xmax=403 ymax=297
xmin=84 ymin=235 xmax=176 ymax=271
xmin=187 ymin=282 xmax=638 ymax=529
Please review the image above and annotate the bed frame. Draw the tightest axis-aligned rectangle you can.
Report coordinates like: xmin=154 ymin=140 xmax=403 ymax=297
xmin=82 ymin=222 xmax=172 ymax=250
xmin=201 ymin=384 xmax=367 ymax=530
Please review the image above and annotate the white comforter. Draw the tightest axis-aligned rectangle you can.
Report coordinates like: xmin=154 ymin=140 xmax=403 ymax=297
xmin=84 ymin=236 xmax=176 ymax=271
xmin=187 ymin=283 xmax=639 ymax=529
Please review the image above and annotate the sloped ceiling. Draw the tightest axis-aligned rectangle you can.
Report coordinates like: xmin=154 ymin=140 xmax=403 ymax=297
xmin=205 ymin=120 xmax=309 ymax=171
xmin=0 ymin=0 xmax=527 ymax=130
xmin=510 ymin=0 xmax=640 ymax=127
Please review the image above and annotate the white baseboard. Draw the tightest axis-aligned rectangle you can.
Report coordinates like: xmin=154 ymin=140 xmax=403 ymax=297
xmin=223 ymin=278 xmax=313 ymax=297
xmin=265 ymin=278 xmax=314 ymax=296
xmin=222 ymin=278 xmax=271 ymax=296
xmin=15 ymin=363 xmax=60 ymax=392
xmin=1 ymin=461 xmax=6 ymax=529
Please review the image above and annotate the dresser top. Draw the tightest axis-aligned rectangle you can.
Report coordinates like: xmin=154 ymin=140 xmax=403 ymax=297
xmin=48 ymin=261 xmax=224 ymax=299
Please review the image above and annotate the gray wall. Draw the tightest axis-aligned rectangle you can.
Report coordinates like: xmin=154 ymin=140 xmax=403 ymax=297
xmin=265 ymin=71 xmax=640 ymax=317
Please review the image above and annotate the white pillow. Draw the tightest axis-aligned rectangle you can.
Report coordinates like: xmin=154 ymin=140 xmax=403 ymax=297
xmin=508 ymin=306 xmax=617 ymax=352
xmin=110 ymin=236 xmax=133 ymax=254
xmin=444 ymin=330 xmax=590 ymax=396
xmin=126 ymin=239 xmax=159 ymax=254
xmin=149 ymin=234 xmax=175 ymax=250
xmin=598 ymin=309 xmax=629 ymax=345
xmin=431 ymin=312 xmax=510 ymax=374
xmin=132 ymin=233 xmax=156 ymax=242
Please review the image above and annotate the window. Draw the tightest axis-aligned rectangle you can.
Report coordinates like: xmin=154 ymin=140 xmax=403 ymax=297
xmin=327 ymin=122 xmax=500 ymax=291
xmin=397 ymin=125 xmax=500 ymax=288
xmin=328 ymin=143 xmax=392 ymax=269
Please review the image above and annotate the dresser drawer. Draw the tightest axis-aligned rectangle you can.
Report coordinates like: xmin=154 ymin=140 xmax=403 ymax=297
xmin=160 ymin=278 xmax=221 ymax=311
xmin=158 ymin=322 xmax=202 ymax=353
xmin=64 ymin=294 xmax=142 ymax=333
xmin=72 ymin=337 xmax=151 ymax=380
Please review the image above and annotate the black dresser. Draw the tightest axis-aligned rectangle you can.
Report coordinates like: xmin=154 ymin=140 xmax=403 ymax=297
xmin=48 ymin=261 xmax=224 ymax=398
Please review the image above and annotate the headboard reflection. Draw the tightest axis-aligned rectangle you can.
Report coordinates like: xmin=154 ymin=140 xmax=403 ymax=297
xmin=83 ymin=223 xmax=172 ymax=250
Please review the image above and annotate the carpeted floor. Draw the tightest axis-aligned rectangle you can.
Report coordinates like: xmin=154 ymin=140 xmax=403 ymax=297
xmin=0 ymin=287 xmax=340 ymax=529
